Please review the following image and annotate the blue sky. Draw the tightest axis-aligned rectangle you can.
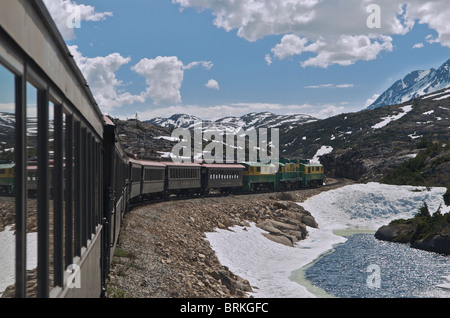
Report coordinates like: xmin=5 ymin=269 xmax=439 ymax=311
xmin=37 ymin=0 xmax=450 ymax=120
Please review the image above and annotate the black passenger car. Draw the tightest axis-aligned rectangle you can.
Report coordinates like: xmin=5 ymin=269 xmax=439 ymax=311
xmin=201 ymin=163 xmax=245 ymax=193
xmin=164 ymin=162 xmax=202 ymax=196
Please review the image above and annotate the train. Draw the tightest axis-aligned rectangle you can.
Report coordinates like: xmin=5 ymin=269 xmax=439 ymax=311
xmin=103 ymin=116 xmax=325 ymax=205
xmin=105 ymin=121 xmax=325 ymax=205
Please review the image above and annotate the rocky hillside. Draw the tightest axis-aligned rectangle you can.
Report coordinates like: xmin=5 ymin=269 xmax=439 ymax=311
xmin=368 ymin=58 xmax=450 ymax=109
xmin=281 ymin=88 xmax=450 ymax=186
xmin=111 ymin=117 xmax=177 ymax=160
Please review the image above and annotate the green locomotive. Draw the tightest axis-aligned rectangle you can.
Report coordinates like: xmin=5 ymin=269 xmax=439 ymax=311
xmin=241 ymin=159 xmax=325 ymax=192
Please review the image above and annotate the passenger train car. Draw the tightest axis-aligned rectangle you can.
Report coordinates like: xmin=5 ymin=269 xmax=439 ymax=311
xmin=0 ymin=0 xmax=324 ymax=298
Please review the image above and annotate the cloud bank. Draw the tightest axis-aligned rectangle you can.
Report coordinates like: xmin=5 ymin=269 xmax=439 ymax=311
xmin=69 ymin=46 xmax=213 ymax=112
xmin=173 ymin=0 xmax=450 ymax=68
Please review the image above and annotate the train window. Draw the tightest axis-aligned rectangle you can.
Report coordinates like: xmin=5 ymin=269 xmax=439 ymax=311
xmin=48 ymin=102 xmax=55 ymax=289
xmin=26 ymin=82 xmax=38 ymax=298
xmin=63 ymin=112 xmax=74 ymax=274
xmin=0 ymin=64 xmax=16 ymax=298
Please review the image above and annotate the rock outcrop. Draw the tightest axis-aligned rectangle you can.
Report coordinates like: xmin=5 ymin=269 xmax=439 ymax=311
xmin=375 ymin=222 xmax=450 ymax=255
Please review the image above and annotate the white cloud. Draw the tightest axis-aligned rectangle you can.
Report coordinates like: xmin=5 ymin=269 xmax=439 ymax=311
xmin=68 ymin=45 xmax=144 ymax=112
xmin=265 ymin=54 xmax=273 ymax=66
xmin=69 ymin=44 xmax=214 ymax=110
xmin=0 ymin=103 xmax=15 ymax=113
xmin=132 ymin=56 xmax=184 ymax=105
xmin=365 ymin=94 xmax=381 ymax=107
xmin=305 ymin=84 xmax=354 ymax=89
xmin=413 ymin=43 xmax=424 ymax=49
xmin=43 ymin=0 xmax=113 ymax=40
xmin=406 ymin=2 xmax=450 ymax=47
xmin=183 ymin=61 xmax=214 ymax=70
xmin=271 ymin=34 xmax=309 ymax=60
xmin=132 ymin=56 xmax=214 ymax=105
xmin=335 ymin=84 xmax=355 ymax=88
xmin=205 ymin=79 xmax=220 ymax=90
xmin=174 ymin=0 xmax=450 ymax=67
xmin=312 ymin=105 xmax=346 ymax=119
xmin=299 ymin=34 xmax=394 ymax=68
xmin=425 ymin=34 xmax=439 ymax=44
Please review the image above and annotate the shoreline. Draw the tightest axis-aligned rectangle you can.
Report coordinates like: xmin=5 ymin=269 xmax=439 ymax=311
xmin=289 ymin=228 xmax=380 ymax=299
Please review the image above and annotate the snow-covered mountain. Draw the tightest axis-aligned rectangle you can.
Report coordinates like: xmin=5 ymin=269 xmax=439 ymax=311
xmin=367 ymin=58 xmax=450 ymax=109
xmin=146 ymin=112 xmax=317 ymax=131
xmin=146 ymin=114 xmax=203 ymax=129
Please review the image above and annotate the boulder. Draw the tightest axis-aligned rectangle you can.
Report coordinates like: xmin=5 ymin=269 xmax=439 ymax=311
xmin=411 ymin=235 xmax=450 ymax=255
xmin=269 ymin=219 xmax=300 ymax=232
xmin=256 ymin=221 xmax=284 ymax=236
xmin=262 ymin=233 xmax=294 ymax=247
xmin=285 ymin=211 xmax=305 ymax=222
xmin=302 ymin=215 xmax=318 ymax=229
xmin=375 ymin=225 xmax=399 ymax=241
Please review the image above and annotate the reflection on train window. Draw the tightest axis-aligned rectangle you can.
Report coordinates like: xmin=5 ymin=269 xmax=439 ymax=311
xmin=26 ymin=82 xmax=38 ymax=298
xmin=0 ymin=64 xmax=16 ymax=298
xmin=48 ymin=102 xmax=54 ymax=289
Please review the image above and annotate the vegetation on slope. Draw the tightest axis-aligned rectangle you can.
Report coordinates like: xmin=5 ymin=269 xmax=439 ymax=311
xmin=381 ymin=139 xmax=450 ymax=187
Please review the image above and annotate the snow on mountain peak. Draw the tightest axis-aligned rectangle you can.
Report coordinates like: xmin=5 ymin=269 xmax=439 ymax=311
xmin=367 ymin=58 xmax=450 ymax=109
xmin=146 ymin=112 xmax=317 ymax=131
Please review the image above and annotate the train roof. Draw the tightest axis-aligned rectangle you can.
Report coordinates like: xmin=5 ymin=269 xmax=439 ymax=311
xmin=238 ymin=162 xmax=279 ymax=167
xmin=201 ymin=163 xmax=246 ymax=169
xmin=163 ymin=161 xmax=202 ymax=168
xmin=302 ymin=162 xmax=323 ymax=167
xmin=128 ymin=158 xmax=166 ymax=167
xmin=103 ymin=115 xmax=115 ymax=127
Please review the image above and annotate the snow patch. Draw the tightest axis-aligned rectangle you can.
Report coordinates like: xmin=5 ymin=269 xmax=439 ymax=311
xmin=311 ymin=146 xmax=333 ymax=164
xmin=372 ymin=105 xmax=413 ymax=129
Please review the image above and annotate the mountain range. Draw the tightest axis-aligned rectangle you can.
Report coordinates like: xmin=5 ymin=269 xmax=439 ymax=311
xmin=145 ymin=112 xmax=317 ymax=132
xmin=368 ymin=58 xmax=450 ymax=109
xmin=115 ymin=85 xmax=450 ymax=186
